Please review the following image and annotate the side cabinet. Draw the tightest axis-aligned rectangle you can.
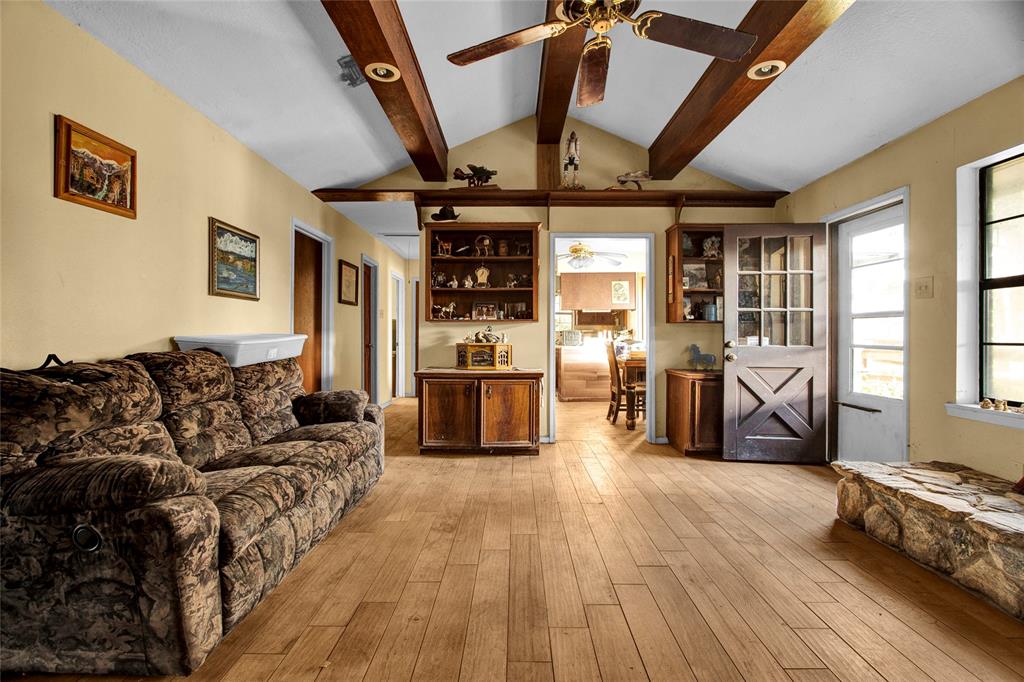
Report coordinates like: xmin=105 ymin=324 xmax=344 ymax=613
xmin=416 ymin=369 xmax=542 ymax=455
xmin=666 ymin=369 xmax=723 ymax=456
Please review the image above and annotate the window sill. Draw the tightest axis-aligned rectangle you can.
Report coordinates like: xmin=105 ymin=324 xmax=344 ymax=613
xmin=944 ymin=403 xmax=1024 ymax=430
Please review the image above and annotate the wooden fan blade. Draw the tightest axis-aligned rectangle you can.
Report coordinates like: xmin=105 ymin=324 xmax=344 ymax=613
xmin=448 ymin=21 xmax=568 ymax=66
xmin=576 ymin=36 xmax=611 ymax=107
xmin=632 ymin=11 xmax=756 ymax=62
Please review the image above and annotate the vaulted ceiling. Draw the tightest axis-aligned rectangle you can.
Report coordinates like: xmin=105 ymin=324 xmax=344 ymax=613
xmin=50 ymin=0 xmax=1024 ymax=247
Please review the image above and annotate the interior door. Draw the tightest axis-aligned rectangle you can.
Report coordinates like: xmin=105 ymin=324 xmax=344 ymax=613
xmin=836 ymin=204 xmax=907 ymax=462
xmin=480 ymin=380 xmax=536 ymax=446
xmin=293 ymin=232 xmax=322 ymax=394
xmin=723 ymin=224 xmax=827 ymax=462
xmin=362 ymin=263 xmax=375 ymax=401
xmin=421 ymin=379 xmax=477 ymax=447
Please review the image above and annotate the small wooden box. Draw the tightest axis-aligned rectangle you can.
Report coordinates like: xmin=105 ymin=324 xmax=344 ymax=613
xmin=456 ymin=343 xmax=512 ymax=370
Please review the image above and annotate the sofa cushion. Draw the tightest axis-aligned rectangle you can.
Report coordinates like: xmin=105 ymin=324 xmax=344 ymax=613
xmin=0 ymin=360 xmax=179 ymax=473
xmin=232 ymin=359 xmax=304 ymax=444
xmin=129 ymin=351 xmax=252 ymax=469
xmin=293 ymin=390 xmax=368 ymax=425
xmin=267 ymin=422 xmax=359 ymax=444
xmin=200 ymin=440 xmax=354 ymax=485
xmin=202 ymin=464 xmax=314 ymax=565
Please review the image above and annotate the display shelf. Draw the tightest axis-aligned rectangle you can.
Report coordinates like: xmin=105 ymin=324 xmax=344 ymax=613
xmin=667 ymin=224 xmax=727 ymax=324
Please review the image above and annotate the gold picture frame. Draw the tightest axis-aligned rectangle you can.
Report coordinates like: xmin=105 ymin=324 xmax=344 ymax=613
xmin=53 ymin=115 xmax=137 ymax=219
xmin=338 ymin=259 xmax=359 ymax=306
xmin=209 ymin=217 xmax=259 ymax=300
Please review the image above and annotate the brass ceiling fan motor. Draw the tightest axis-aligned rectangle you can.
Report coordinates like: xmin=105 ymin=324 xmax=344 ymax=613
xmin=448 ymin=0 xmax=758 ymax=107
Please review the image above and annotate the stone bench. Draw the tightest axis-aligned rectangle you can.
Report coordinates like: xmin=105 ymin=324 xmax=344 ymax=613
xmin=833 ymin=460 xmax=1023 ymax=618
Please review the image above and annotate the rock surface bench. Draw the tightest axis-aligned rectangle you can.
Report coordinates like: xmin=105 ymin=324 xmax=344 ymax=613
xmin=833 ymin=460 xmax=1023 ymax=618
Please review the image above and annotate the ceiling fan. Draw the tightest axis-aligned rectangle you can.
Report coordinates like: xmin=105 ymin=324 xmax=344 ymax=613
xmin=558 ymin=242 xmax=628 ymax=269
xmin=447 ymin=0 xmax=757 ymax=107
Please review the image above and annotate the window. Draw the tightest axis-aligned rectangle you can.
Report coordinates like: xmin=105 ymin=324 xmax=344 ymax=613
xmin=979 ymin=153 xmax=1024 ymax=406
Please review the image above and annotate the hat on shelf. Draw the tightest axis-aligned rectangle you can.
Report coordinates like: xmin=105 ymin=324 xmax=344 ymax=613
xmin=430 ymin=205 xmax=460 ymax=222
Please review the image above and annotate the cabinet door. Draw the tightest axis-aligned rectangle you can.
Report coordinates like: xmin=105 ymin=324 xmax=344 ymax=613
xmin=480 ymin=380 xmax=536 ymax=447
xmin=691 ymin=378 xmax=723 ymax=452
xmin=421 ymin=379 xmax=477 ymax=447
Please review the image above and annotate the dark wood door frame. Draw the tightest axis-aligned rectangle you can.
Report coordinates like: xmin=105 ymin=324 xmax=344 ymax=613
xmin=361 ymin=255 xmax=380 ymax=404
xmin=292 ymin=220 xmax=334 ymax=391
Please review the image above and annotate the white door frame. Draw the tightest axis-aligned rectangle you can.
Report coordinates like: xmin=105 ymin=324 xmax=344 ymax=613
xmin=362 ymin=254 xmax=380 ymax=405
xmin=548 ymin=232 xmax=657 ymax=444
xmin=411 ymin=275 xmax=420 ymax=397
xmin=290 ymin=218 xmax=334 ymax=391
xmin=822 ymin=187 xmax=910 ymax=461
xmin=390 ymin=270 xmax=405 ymax=399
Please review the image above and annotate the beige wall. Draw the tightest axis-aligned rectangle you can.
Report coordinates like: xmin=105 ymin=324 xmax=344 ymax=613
xmin=0 ymin=1 xmax=408 ymax=402
xmin=368 ymin=118 xmax=775 ymax=438
xmin=776 ymin=77 xmax=1024 ymax=481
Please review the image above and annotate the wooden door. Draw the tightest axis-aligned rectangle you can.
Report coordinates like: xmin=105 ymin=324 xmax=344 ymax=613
xmin=362 ymin=263 xmax=374 ymax=399
xmin=420 ymin=379 xmax=477 ymax=447
xmin=723 ymin=224 xmax=827 ymax=462
xmin=293 ymin=232 xmax=322 ymax=393
xmin=480 ymin=379 xmax=536 ymax=447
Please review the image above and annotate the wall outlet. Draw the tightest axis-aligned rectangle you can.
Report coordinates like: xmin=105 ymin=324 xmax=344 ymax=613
xmin=913 ymin=276 xmax=934 ymax=299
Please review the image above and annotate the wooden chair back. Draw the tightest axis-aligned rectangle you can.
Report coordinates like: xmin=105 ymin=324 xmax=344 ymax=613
xmin=606 ymin=342 xmax=623 ymax=394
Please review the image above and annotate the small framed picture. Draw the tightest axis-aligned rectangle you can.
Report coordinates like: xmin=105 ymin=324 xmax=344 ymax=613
xmin=611 ymin=280 xmax=630 ymax=305
xmin=554 ymin=312 xmax=573 ymax=331
xmin=682 ymin=263 xmax=708 ymax=289
xmin=338 ymin=259 xmax=359 ymax=306
xmin=54 ymin=115 xmax=137 ymax=219
xmin=472 ymin=302 xmax=498 ymax=320
xmin=209 ymin=217 xmax=259 ymax=300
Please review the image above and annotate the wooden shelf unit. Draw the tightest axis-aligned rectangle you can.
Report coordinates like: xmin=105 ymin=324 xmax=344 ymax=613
xmin=666 ymin=224 xmax=726 ymax=324
xmin=426 ymin=222 xmax=539 ymax=322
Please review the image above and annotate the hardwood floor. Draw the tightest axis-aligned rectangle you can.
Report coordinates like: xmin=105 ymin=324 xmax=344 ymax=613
xmin=19 ymin=399 xmax=1024 ymax=681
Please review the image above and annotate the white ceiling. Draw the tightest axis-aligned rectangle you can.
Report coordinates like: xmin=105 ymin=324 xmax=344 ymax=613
xmin=50 ymin=0 xmax=1024 ymax=246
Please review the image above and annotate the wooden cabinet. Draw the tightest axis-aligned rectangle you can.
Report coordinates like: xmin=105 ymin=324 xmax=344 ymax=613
xmin=666 ymin=369 xmax=723 ymax=456
xmin=666 ymin=224 xmax=725 ymax=324
xmin=425 ymin=222 xmax=539 ymax=322
xmin=416 ymin=369 xmax=542 ymax=454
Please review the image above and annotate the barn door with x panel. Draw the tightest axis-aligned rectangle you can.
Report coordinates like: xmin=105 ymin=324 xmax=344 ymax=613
xmin=723 ymin=224 xmax=827 ymax=462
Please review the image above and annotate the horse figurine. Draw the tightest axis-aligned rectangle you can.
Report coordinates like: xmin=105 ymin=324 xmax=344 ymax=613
xmin=688 ymin=344 xmax=716 ymax=370
xmin=432 ymin=302 xmax=457 ymax=320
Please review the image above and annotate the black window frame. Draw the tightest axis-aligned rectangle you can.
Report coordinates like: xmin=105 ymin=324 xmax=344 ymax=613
xmin=979 ymin=152 xmax=1024 ymax=407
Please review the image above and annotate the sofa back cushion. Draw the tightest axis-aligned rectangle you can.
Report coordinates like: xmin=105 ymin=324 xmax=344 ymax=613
xmin=128 ymin=350 xmax=252 ymax=469
xmin=232 ymin=358 xmax=304 ymax=444
xmin=0 ymin=359 xmax=179 ymax=474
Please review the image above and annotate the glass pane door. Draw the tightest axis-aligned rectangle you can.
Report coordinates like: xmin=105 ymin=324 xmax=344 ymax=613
xmin=735 ymin=235 xmax=814 ymax=347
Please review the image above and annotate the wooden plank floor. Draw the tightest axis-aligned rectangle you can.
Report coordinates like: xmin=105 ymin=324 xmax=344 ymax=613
xmin=18 ymin=399 xmax=1024 ymax=682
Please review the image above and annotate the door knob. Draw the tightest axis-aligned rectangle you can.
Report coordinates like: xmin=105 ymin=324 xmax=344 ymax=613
xmin=725 ymin=353 xmax=737 ymax=362
xmin=724 ymin=340 xmax=736 ymax=348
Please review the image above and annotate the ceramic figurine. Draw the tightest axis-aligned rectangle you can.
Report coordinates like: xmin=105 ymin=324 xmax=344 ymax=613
xmin=474 ymin=235 xmax=494 ymax=256
xmin=515 ymin=240 xmax=530 ymax=256
xmin=434 ymin=235 xmax=453 ymax=256
xmin=681 ymin=232 xmax=694 ymax=257
xmin=452 ymin=164 xmax=498 ymax=187
xmin=995 ymin=399 xmax=1009 ymax=411
xmin=560 ymin=131 xmax=584 ymax=190
xmin=447 ymin=275 xmax=459 ymax=288
xmin=505 ymin=273 xmax=518 ymax=288
xmin=613 ymin=170 xmax=651 ymax=190
xmin=688 ymin=344 xmax=716 ymax=370
xmin=474 ymin=264 xmax=491 ymax=288
xmin=980 ymin=398 xmax=994 ymax=409
xmin=702 ymin=235 xmax=723 ymax=259
xmin=433 ymin=302 xmax=456 ymax=320
xmin=497 ymin=240 xmax=510 ymax=256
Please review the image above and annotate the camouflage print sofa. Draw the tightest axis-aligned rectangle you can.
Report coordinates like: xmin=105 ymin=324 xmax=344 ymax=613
xmin=0 ymin=350 xmax=383 ymax=675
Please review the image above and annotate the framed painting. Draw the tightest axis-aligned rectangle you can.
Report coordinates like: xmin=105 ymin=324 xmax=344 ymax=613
xmin=209 ymin=217 xmax=259 ymax=300
xmin=338 ymin=259 xmax=359 ymax=305
xmin=54 ymin=115 xmax=137 ymax=219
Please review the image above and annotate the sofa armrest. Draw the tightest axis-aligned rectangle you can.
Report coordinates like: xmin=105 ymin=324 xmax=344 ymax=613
xmin=1 ymin=455 xmax=205 ymax=516
xmin=363 ymin=403 xmax=384 ymax=427
xmin=292 ymin=389 xmax=369 ymax=426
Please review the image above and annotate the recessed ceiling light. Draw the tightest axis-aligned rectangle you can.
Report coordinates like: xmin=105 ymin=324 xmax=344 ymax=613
xmin=365 ymin=62 xmax=401 ymax=83
xmin=747 ymin=59 xmax=787 ymax=81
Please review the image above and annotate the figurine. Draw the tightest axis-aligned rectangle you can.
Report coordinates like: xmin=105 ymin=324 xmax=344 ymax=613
xmin=681 ymin=232 xmax=694 ymax=257
xmin=505 ymin=273 xmax=518 ymax=288
xmin=702 ymin=236 xmax=723 ymax=259
xmin=500 ymin=332 xmax=508 ymax=343
xmin=560 ymin=130 xmax=584 ymax=190
xmin=447 ymin=275 xmax=459 ymax=288
xmin=473 ymin=234 xmax=494 ymax=256
xmin=474 ymin=264 xmax=491 ymax=288
xmin=473 ymin=326 xmax=501 ymax=343
xmin=433 ymin=302 xmax=456 ymax=319
xmin=435 ymin=235 xmax=452 ymax=256
xmin=462 ymin=274 xmax=474 ymax=288
xmin=995 ymin=399 xmax=1009 ymax=411
xmin=688 ymin=344 xmax=716 ymax=370
xmin=453 ymin=164 xmax=498 ymax=187
xmin=497 ymin=240 xmax=510 ymax=256
xmin=612 ymin=170 xmax=652 ymax=190
xmin=430 ymin=205 xmax=460 ymax=222
xmin=980 ymin=398 xmax=994 ymax=409
xmin=515 ymin=240 xmax=530 ymax=256
xmin=431 ymin=270 xmax=447 ymax=288
xmin=711 ymin=268 xmax=723 ymax=289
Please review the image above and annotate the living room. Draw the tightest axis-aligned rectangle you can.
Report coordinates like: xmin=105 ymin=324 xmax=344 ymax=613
xmin=1 ymin=0 xmax=1023 ymax=680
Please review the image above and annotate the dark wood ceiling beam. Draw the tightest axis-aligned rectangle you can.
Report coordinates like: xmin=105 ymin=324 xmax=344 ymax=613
xmin=322 ymin=0 xmax=448 ymax=181
xmin=648 ymin=0 xmax=854 ymax=180
xmin=535 ymin=0 xmax=587 ymax=144
xmin=312 ymin=187 xmax=788 ymax=208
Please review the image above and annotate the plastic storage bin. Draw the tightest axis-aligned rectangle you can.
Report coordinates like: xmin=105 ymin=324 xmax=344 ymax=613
xmin=173 ymin=333 xmax=307 ymax=367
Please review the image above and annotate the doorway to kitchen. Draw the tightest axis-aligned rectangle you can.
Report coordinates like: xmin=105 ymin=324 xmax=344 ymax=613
xmin=549 ymin=234 xmax=655 ymax=443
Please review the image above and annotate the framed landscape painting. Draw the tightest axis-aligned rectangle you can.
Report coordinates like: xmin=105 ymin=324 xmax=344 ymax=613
xmin=209 ymin=217 xmax=259 ymax=300
xmin=54 ymin=115 xmax=137 ymax=219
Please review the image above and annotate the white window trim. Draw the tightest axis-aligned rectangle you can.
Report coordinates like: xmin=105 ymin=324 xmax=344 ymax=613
xmin=947 ymin=142 xmax=1024 ymax=430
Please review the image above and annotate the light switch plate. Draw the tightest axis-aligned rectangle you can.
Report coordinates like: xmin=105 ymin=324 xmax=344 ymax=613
xmin=913 ymin=275 xmax=934 ymax=299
